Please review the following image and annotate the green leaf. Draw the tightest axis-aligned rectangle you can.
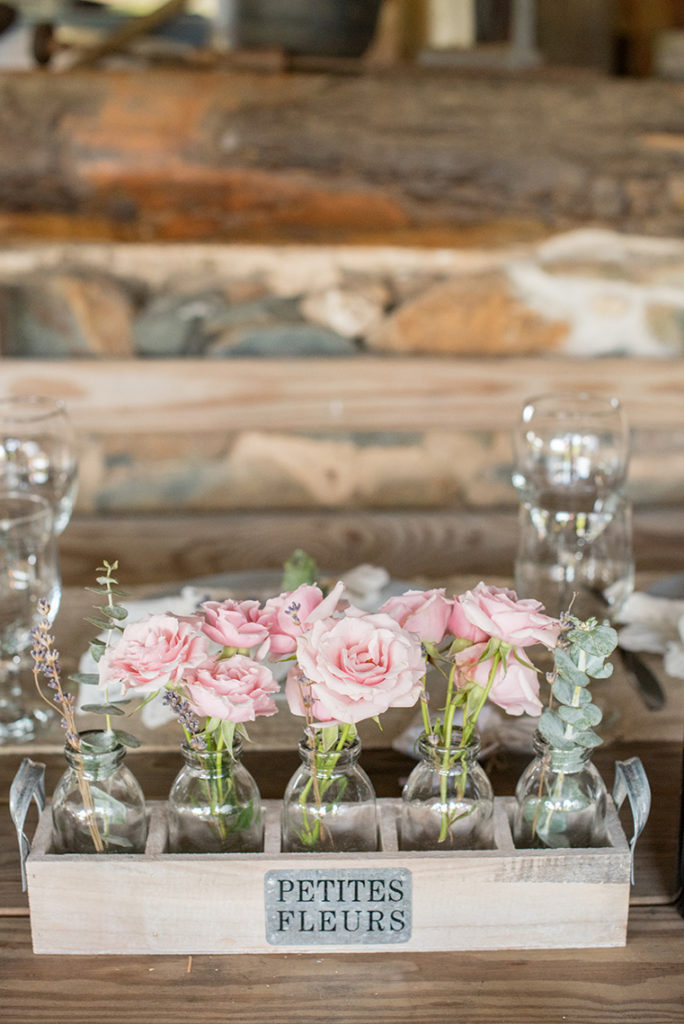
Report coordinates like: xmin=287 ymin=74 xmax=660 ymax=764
xmin=568 ymin=622 xmax=618 ymax=659
xmin=583 ymin=654 xmax=614 ymax=680
xmin=281 ymin=548 xmax=319 ymax=591
xmin=573 ymin=728 xmax=603 ymax=749
xmin=102 ymin=603 xmax=128 ymax=621
xmin=558 ymin=705 xmax=592 ymax=727
xmin=582 ymin=703 xmax=603 ymax=727
xmin=68 ymin=672 xmax=100 ymax=688
xmin=554 ymin=647 xmax=590 ymax=687
xmin=85 ymin=615 xmax=116 ymax=632
xmin=552 ymin=678 xmax=591 ymax=707
xmin=88 ymin=785 xmax=131 ymax=824
xmin=86 ymin=585 xmax=128 ymax=598
xmin=234 ymin=803 xmax=254 ymax=831
xmin=103 ymin=834 xmax=134 ymax=850
xmin=538 ymin=709 xmax=573 ymax=749
xmin=80 ymin=703 xmax=126 ymax=716
xmin=320 ymin=725 xmax=340 ymax=752
xmin=220 ymin=720 xmax=236 ymax=752
xmin=113 ymin=729 xmax=142 ymax=749
xmin=89 ymin=638 xmax=107 ymax=663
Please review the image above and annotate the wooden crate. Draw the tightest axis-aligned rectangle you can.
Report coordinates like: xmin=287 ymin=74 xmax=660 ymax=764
xmin=25 ymin=798 xmax=632 ymax=955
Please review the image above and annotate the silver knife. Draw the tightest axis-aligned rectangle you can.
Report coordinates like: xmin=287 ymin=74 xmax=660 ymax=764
xmin=618 ymin=647 xmax=667 ymax=712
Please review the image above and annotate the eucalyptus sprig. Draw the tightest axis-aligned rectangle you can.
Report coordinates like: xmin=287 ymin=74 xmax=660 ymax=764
xmin=538 ymin=613 xmax=618 ymax=753
xmin=68 ymin=560 xmax=141 ymax=749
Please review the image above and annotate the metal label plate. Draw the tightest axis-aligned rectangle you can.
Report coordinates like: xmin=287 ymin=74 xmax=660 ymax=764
xmin=264 ymin=867 xmax=412 ymax=946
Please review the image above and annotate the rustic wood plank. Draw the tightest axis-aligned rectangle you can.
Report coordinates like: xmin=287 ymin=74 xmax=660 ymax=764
xmin=55 ymin=506 xmax=684 ymax=589
xmin=4 ymin=358 xmax=684 ymax=432
xmin=1 ymin=907 xmax=683 ymax=1023
xmin=23 ymin=799 xmax=631 ymax=954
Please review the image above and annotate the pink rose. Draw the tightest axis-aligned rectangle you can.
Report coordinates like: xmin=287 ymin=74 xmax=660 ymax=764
xmin=98 ymin=613 xmax=209 ymax=693
xmin=379 ymin=588 xmax=453 ymax=644
xmin=452 ymin=582 xmax=560 ymax=649
xmin=453 ymin=642 xmax=542 ymax=717
xmin=200 ymin=599 xmax=270 ymax=654
xmin=295 ymin=612 xmax=425 ymax=725
xmin=285 ymin=666 xmax=340 ymax=726
xmin=181 ymin=654 xmax=279 ymax=723
xmin=258 ymin=581 xmax=345 ymax=656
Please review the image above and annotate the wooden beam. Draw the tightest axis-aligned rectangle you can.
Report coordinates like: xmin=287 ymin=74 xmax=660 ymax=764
xmin=3 ymin=358 xmax=684 ymax=434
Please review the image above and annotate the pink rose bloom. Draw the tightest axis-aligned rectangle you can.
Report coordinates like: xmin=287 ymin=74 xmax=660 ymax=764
xmin=454 ymin=642 xmax=543 ymax=717
xmin=295 ymin=612 xmax=425 ymax=725
xmin=285 ymin=666 xmax=340 ymax=727
xmin=452 ymin=582 xmax=560 ymax=649
xmin=200 ymin=599 xmax=270 ymax=654
xmin=182 ymin=654 xmax=279 ymax=723
xmin=379 ymin=588 xmax=453 ymax=644
xmin=98 ymin=613 xmax=210 ymax=693
xmin=258 ymin=581 xmax=345 ymax=656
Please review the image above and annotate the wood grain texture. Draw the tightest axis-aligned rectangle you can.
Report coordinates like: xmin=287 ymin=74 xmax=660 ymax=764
xmin=23 ymin=800 xmax=630 ymax=954
xmin=56 ymin=507 xmax=684 ymax=590
xmin=0 ymin=907 xmax=682 ymax=1024
xmin=4 ymin=358 xmax=684 ymax=433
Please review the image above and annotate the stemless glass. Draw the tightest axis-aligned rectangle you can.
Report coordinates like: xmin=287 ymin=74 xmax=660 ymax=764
xmin=0 ymin=491 xmax=60 ymax=742
xmin=0 ymin=395 xmax=78 ymax=535
xmin=512 ymin=392 xmax=634 ymax=620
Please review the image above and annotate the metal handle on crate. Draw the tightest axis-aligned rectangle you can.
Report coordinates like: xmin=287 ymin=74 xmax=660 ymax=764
xmin=9 ymin=758 xmax=46 ymax=892
xmin=612 ymin=757 xmax=651 ymax=885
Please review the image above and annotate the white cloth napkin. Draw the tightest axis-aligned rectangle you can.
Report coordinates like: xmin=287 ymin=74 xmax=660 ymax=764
xmin=617 ymin=592 xmax=684 ymax=679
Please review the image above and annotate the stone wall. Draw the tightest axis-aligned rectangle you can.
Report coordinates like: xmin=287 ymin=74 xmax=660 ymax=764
xmin=2 ymin=229 xmax=684 ymax=518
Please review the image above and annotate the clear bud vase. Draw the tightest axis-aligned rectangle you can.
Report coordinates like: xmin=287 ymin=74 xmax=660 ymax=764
xmin=167 ymin=738 xmax=264 ymax=853
xmin=399 ymin=730 xmax=494 ymax=850
xmin=513 ymin=731 xmax=609 ymax=848
xmin=281 ymin=735 xmax=378 ymax=853
xmin=51 ymin=730 xmax=148 ymax=854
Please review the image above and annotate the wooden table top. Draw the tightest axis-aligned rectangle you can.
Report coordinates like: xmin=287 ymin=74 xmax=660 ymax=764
xmin=0 ymin=545 xmax=683 ymax=1023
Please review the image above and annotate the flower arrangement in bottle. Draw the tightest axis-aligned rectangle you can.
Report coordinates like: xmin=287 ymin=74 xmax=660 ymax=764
xmin=379 ymin=583 xmax=560 ymax=849
xmin=32 ymin=562 xmax=147 ymax=854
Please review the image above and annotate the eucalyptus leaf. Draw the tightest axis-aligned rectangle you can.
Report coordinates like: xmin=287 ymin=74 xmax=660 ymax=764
xmin=554 ymin=647 xmax=589 ymax=687
xmin=68 ymin=672 xmax=100 ymax=688
xmin=85 ymin=615 xmax=116 ymax=632
xmin=85 ymin=585 xmax=128 ymax=598
xmin=567 ymin=622 xmax=618 ymax=658
xmin=573 ymin=728 xmax=603 ymax=749
xmin=113 ymin=729 xmax=142 ymax=749
xmin=538 ymin=709 xmax=573 ymax=749
xmin=551 ymin=678 xmax=591 ymax=707
xmin=558 ymin=705 xmax=591 ymax=727
xmin=80 ymin=703 xmax=126 ymax=716
xmin=89 ymin=638 xmax=107 ymax=663
xmin=583 ymin=654 xmax=614 ymax=679
xmin=88 ymin=786 xmax=131 ymax=825
xmin=103 ymin=604 xmax=128 ymax=621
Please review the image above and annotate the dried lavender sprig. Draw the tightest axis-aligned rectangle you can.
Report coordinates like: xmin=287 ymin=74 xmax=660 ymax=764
xmin=31 ymin=598 xmax=104 ymax=852
xmin=162 ymin=690 xmax=207 ymax=750
xmin=31 ymin=600 xmax=81 ymax=751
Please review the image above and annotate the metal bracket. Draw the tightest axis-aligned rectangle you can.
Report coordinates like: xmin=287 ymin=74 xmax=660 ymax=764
xmin=9 ymin=757 xmax=46 ymax=892
xmin=612 ymin=757 xmax=651 ymax=885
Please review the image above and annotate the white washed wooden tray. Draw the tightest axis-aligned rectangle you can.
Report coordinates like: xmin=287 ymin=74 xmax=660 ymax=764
xmin=21 ymin=796 xmax=637 ymax=955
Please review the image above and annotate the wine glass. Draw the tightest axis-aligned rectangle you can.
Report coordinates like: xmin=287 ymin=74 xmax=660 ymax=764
xmin=0 ymin=491 xmax=60 ymax=743
xmin=512 ymin=392 xmax=634 ymax=620
xmin=0 ymin=395 xmax=78 ymax=535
